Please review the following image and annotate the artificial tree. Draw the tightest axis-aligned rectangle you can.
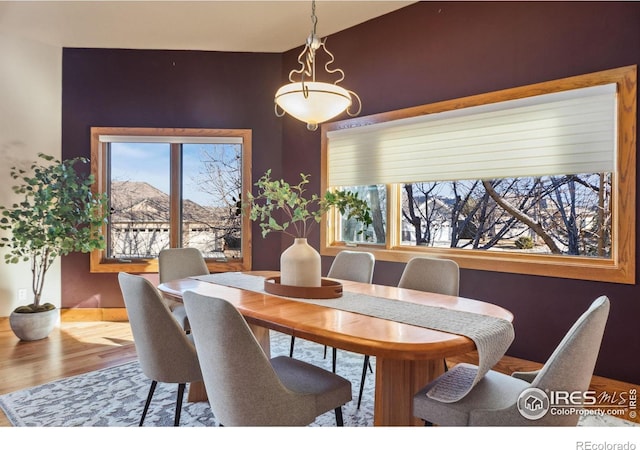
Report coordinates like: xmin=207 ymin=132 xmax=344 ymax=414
xmin=0 ymin=153 xmax=109 ymax=313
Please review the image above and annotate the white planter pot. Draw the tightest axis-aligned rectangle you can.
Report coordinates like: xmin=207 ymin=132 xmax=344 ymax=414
xmin=280 ymin=238 xmax=321 ymax=287
xmin=9 ymin=308 xmax=59 ymax=341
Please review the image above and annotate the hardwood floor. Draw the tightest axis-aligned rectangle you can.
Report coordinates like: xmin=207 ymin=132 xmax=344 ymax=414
xmin=1 ymin=316 xmax=638 ymax=426
xmin=0 ymin=319 xmax=137 ymax=426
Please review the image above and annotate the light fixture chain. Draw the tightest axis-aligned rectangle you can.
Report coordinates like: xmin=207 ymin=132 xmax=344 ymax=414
xmin=311 ymin=0 xmax=318 ymax=37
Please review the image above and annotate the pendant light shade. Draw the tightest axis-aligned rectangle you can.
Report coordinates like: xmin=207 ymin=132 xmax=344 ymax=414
xmin=274 ymin=1 xmax=361 ymax=131
xmin=275 ymin=82 xmax=353 ymax=131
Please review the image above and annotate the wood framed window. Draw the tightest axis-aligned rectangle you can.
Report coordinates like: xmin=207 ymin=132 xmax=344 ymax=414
xmin=90 ymin=127 xmax=252 ymax=274
xmin=321 ymin=66 xmax=636 ymax=284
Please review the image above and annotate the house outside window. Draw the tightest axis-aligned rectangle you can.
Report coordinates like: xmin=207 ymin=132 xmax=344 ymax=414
xmin=90 ymin=127 xmax=252 ymax=274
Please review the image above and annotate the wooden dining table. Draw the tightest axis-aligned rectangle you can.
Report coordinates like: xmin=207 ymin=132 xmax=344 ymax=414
xmin=158 ymin=270 xmax=513 ymax=426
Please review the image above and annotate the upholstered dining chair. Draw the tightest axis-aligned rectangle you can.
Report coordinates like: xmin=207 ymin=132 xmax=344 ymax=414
xmin=412 ymin=295 xmax=610 ymax=426
xmin=390 ymin=256 xmax=461 ymax=404
xmin=288 ymin=250 xmax=375 ymax=408
xmin=183 ymin=290 xmax=353 ymax=426
xmin=398 ymin=256 xmax=460 ymax=297
xmin=158 ymin=247 xmax=209 ymax=332
xmin=118 ymin=272 xmax=203 ymax=426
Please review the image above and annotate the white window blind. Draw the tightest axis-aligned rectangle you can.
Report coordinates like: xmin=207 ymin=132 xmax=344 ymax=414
xmin=327 ymin=84 xmax=617 ymax=187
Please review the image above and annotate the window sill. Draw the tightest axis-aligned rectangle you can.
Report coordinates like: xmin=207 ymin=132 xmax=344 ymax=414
xmin=89 ymin=256 xmax=250 ymax=274
xmin=321 ymin=243 xmax=635 ymax=284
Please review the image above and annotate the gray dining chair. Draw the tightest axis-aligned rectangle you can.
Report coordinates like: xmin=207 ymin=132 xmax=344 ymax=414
xmin=392 ymin=256 xmax=461 ymax=403
xmin=118 ymin=272 xmax=203 ymax=426
xmin=183 ymin=290 xmax=353 ymax=426
xmin=288 ymin=250 xmax=375 ymax=408
xmin=398 ymin=256 xmax=460 ymax=297
xmin=158 ymin=247 xmax=209 ymax=332
xmin=413 ymin=295 xmax=610 ymax=426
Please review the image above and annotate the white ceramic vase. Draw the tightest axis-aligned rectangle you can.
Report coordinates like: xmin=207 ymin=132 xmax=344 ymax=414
xmin=280 ymin=238 xmax=321 ymax=287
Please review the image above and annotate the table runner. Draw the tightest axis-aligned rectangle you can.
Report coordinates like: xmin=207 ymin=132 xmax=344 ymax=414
xmin=190 ymin=272 xmax=514 ymax=403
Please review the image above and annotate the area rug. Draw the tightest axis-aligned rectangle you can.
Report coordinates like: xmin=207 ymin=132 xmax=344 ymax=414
xmin=1 ymin=331 xmax=634 ymax=427
xmin=0 ymin=332 xmax=375 ymax=427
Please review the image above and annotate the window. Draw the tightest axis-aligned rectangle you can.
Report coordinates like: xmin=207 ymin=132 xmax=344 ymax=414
xmin=321 ymin=66 xmax=636 ymax=284
xmin=335 ymin=184 xmax=387 ymax=245
xmin=90 ymin=127 xmax=252 ymax=273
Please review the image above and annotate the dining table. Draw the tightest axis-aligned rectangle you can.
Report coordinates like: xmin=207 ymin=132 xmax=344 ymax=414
xmin=158 ymin=270 xmax=514 ymax=426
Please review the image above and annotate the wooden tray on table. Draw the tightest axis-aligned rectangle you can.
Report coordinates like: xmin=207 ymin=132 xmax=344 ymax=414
xmin=263 ymin=276 xmax=343 ymax=299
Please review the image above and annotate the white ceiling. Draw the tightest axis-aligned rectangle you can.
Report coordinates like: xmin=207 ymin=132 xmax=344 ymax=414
xmin=0 ymin=1 xmax=416 ymax=53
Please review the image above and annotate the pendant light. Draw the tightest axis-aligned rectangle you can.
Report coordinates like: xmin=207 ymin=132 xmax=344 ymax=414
xmin=274 ymin=0 xmax=361 ymax=131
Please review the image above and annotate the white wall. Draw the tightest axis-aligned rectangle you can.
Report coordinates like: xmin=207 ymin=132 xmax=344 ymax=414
xmin=0 ymin=34 xmax=62 ymax=317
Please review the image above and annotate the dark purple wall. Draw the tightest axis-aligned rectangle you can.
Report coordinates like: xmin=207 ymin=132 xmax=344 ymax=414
xmin=282 ymin=2 xmax=640 ymax=384
xmin=61 ymin=48 xmax=284 ymax=308
xmin=62 ymin=2 xmax=640 ymax=384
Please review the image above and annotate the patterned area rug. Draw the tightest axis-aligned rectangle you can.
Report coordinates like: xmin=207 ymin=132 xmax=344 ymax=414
xmin=0 ymin=332 xmax=375 ymax=427
xmin=0 ymin=331 xmax=634 ymax=427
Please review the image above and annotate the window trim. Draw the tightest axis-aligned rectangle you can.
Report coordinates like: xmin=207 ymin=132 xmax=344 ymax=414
xmin=90 ymin=127 xmax=253 ymax=274
xmin=321 ymin=65 xmax=636 ymax=284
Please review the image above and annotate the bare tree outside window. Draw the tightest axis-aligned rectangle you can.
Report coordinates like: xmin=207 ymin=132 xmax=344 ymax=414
xmin=400 ymin=173 xmax=612 ymax=257
xmin=185 ymin=143 xmax=242 ymax=259
xmin=336 ymin=185 xmax=386 ymax=244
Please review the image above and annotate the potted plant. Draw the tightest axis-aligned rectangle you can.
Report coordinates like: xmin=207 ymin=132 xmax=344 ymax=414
xmin=0 ymin=153 xmax=109 ymax=340
xmin=245 ymin=169 xmax=372 ymax=287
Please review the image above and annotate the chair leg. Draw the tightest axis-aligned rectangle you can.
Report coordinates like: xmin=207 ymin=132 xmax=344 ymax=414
xmin=140 ymin=380 xmax=157 ymax=426
xmin=444 ymin=358 xmax=448 ymax=372
xmin=332 ymin=347 xmax=337 ymax=373
xmin=289 ymin=336 xmax=295 ymax=358
xmin=323 ymin=345 xmax=328 ymax=359
xmin=357 ymin=355 xmax=370 ymax=409
xmin=334 ymin=407 xmax=344 ymax=426
xmin=174 ymin=383 xmax=186 ymax=427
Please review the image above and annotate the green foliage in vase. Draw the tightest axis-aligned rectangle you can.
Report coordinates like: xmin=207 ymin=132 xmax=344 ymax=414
xmin=246 ymin=169 xmax=372 ymax=239
xmin=0 ymin=153 xmax=109 ymax=312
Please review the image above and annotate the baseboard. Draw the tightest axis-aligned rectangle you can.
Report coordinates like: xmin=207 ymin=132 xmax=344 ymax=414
xmin=0 ymin=317 xmax=9 ymax=332
xmin=447 ymin=351 xmax=640 ymax=425
xmin=59 ymin=307 xmax=128 ymax=322
xmin=1 ymin=308 xmax=129 ymax=326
